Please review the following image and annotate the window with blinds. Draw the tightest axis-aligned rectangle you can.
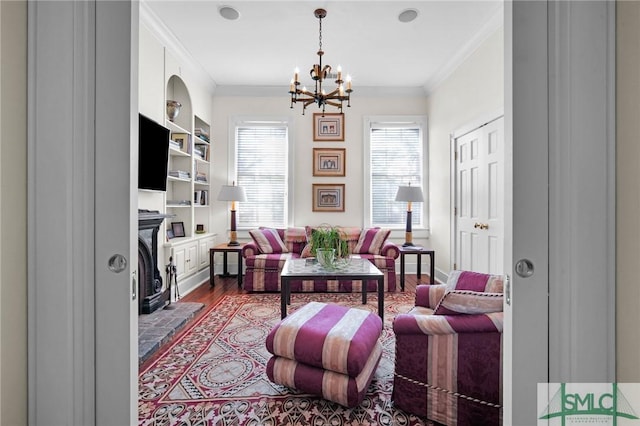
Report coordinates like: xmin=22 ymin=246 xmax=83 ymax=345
xmin=369 ymin=123 xmax=424 ymax=227
xmin=235 ymin=124 xmax=288 ymax=228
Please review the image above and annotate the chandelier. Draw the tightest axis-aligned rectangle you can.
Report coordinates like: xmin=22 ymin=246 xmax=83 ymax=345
xmin=289 ymin=8 xmax=352 ymax=115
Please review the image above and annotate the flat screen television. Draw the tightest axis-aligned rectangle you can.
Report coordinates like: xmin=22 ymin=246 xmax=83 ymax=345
xmin=138 ymin=114 xmax=170 ymax=191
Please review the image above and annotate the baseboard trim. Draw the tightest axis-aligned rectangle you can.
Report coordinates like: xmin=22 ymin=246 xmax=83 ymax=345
xmin=174 ymin=268 xmax=209 ymax=300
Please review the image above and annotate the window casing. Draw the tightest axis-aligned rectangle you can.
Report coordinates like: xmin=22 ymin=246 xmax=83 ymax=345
xmin=364 ymin=116 xmax=427 ymax=229
xmin=233 ymin=119 xmax=290 ymax=229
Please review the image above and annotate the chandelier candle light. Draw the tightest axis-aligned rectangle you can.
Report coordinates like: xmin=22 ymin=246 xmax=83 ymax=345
xmin=289 ymin=8 xmax=352 ymax=115
xmin=217 ymin=182 xmax=247 ymax=246
xmin=395 ymin=183 xmax=425 ymax=247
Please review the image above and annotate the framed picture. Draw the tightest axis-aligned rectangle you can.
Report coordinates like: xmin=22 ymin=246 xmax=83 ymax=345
xmin=166 ymin=228 xmax=175 ymax=240
xmin=313 ymin=113 xmax=344 ymax=141
xmin=171 ymin=132 xmax=190 ymax=153
xmin=171 ymin=221 xmax=185 ymax=238
xmin=312 ymin=183 xmax=345 ymax=212
xmin=313 ymin=148 xmax=346 ymax=176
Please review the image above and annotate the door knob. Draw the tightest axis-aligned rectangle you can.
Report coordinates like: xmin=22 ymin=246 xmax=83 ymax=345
xmin=515 ymin=259 xmax=534 ymax=278
xmin=108 ymin=254 xmax=127 ymax=273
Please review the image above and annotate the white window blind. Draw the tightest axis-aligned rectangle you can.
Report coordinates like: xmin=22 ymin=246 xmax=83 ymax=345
xmin=370 ymin=124 xmax=423 ymax=227
xmin=236 ymin=124 xmax=288 ymax=228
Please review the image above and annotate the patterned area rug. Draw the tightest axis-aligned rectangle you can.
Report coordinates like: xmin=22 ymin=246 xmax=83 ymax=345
xmin=139 ymin=292 xmax=432 ymax=425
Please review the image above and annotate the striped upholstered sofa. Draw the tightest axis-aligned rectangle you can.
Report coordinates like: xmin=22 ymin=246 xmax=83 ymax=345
xmin=241 ymin=226 xmax=399 ymax=293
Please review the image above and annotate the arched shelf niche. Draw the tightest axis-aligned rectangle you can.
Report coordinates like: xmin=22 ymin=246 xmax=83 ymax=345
xmin=166 ymin=74 xmax=192 ymax=131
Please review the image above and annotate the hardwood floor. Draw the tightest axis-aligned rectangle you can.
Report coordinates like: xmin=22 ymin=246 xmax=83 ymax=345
xmin=180 ymin=273 xmax=425 ymax=307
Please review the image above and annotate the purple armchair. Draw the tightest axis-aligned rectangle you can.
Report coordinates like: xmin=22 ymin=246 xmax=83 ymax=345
xmin=392 ymin=271 xmax=504 ymax=425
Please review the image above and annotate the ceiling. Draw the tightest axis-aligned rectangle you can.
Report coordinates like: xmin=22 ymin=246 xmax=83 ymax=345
xmin=142 ymin=1 xmax=503 ymax=94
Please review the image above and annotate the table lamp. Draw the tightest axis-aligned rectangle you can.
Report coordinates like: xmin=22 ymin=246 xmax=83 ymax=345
xmin=395 ymin=183 xmax=424 ymax=247
xmin=217 ymin=181 xmax=247 ymax=246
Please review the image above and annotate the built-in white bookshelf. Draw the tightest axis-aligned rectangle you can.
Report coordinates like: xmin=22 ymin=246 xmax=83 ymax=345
xmin=162 ymin=74 xmax=216 ymax=290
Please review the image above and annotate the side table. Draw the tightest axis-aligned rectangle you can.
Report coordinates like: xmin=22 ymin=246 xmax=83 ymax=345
xmin=209 ymin=243 xmax=246 ymax=288
xmin=399 ymin=246 xmax=435 ymax=291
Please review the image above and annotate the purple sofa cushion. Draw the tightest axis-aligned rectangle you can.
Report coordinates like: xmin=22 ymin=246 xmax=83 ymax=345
xmin=243 ymin=252 xmax=296 ymax=268
xmin=266 ymin=302 xmax=382 ymax=377
xmin=284 ymin=227 xmax=307 ymax=254
xmin=249 ymin=228 xmax=288 ymax=254
xmin=354 ymin=227 xmax=391 ymax=255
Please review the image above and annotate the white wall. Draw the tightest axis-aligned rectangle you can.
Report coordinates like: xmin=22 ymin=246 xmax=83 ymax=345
xmin=425 ymin=27 xmax=504 ymax=275
xmin=210 ymin=95 xmax=428 ymax=246
xmin=140 ymin=17 xmax=504 ymax=281
xmin=0 ymin=1 xmax=27 ymax=424
xmin=210 ymin=27 xmax=504 ymax=277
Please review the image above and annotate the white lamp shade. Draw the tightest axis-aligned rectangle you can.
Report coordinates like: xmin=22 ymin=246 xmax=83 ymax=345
xmin=395 ymin=185 xmax=424 ymax=202
xmin=217 ymin=184 xmax=247 ymax=202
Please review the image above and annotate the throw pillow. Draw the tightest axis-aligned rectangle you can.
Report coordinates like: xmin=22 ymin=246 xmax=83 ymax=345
xmin=433 ymin=290 xmax=504 ymax=315
xmin=354 ymin=227 xmax=390 ymax=255
xmin=249 ymin=228 xmax=289 ymax=254
xmin=300 ymin=244 xmax=313 ymax=258
xmin=300 ymin=226 xmax=315 ymax=258
xmin=445 ymin=270 xmax=504 ymax=293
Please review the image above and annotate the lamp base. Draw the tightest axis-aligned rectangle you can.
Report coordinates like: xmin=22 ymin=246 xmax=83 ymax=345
xmin=403 ymin=230 xmax=414 ymax=247
xmin=228 ymin=230 xmax=239 ymax=246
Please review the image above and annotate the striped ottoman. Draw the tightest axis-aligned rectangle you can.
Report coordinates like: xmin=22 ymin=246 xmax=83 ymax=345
xmin=265 ymin=301 xmax=383 ymax=407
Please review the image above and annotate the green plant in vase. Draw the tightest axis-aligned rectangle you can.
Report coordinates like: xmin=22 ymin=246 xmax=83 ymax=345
xmin=310 ymin=224 xmax=349 ymax=268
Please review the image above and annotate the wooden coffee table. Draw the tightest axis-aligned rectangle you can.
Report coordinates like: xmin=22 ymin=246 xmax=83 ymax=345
xmin=279 ymin=258 xmax=385 ymax=320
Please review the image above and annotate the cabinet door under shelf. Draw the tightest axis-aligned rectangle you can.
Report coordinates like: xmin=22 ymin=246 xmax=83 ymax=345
xmin=198 ymin=236 xmax=216 ymax=269
xmin=170 ymin=241 xmax=198 ymax=280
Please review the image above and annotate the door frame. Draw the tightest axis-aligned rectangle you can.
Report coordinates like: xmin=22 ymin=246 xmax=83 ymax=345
xmin=26 ymin=1 xmax=616 ymax=424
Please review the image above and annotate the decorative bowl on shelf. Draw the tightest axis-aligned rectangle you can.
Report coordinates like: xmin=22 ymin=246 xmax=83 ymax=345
xmin=166 ymin=100 xmax=182 ymax=122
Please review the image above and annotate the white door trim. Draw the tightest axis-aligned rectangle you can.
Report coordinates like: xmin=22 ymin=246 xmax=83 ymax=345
xmin=546 ymin=0 xmax=616 ymax=383
xmin=451 ymin=108 xmax=505 ymax=140
xmin=28 ymin=2 xmax=98 ymax=424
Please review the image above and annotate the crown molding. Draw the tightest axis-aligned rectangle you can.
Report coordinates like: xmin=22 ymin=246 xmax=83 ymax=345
xmin=423 ymin=4 xmax=504 ymax=96
xmin=213 ymin=85 xmax=428 ymax=98
xmin=139 ymin=0 xmax=217 ymax=94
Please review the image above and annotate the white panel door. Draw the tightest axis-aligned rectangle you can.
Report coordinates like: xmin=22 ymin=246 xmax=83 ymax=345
xmin=455 ymin=116 xmax=504 ymax=274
